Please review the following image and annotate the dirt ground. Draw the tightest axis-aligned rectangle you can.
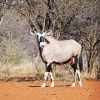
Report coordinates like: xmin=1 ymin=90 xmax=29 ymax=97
xmin=0 ymin=79 xmax=100 ymax=100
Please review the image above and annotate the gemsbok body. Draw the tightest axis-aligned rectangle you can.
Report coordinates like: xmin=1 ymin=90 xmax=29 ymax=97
xmin=30 ymin=29 xmax=83 ymax=87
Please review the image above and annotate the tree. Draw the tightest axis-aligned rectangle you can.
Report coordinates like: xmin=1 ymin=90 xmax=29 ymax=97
xmin=0 ymin=0 xmax=99 ymax=75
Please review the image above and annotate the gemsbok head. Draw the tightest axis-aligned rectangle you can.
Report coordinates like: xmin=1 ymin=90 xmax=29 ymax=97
xmin=30 ymin=15 xmax=83 ymax=88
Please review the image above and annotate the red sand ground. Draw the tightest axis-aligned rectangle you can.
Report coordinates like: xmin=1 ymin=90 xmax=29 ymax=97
xmin=0 ymin=79 xmax=100 ymax=100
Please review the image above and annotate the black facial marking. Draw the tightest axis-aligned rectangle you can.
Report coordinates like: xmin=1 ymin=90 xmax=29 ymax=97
xmin=40 ymin=36 xmax=45 ymax=42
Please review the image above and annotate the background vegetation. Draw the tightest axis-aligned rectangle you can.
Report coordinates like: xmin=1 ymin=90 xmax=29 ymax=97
xmin=0 ymin=0 xmax=100 ymax=81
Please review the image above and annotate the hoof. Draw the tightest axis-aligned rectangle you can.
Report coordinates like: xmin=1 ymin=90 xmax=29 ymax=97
xmin=41 ymin=83 xmax=46 ymax=88
xmin=71 ymin=83 xmax=75 ymax=87
xmin=79 ymin=81 xmax=82 ymax=87
xmin=51 ymin=82 xmax=55 ymax=87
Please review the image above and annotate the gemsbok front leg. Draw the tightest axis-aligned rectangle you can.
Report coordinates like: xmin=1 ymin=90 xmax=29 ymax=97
xmin=41 ymin=63 xmax=55 ymax=87
xmin=49 ymin=71 xmax=55 ymax=87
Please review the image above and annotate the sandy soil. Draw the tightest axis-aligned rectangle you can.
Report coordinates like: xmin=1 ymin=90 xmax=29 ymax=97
xmin=0 ymin=79 xmax=100 ymax=100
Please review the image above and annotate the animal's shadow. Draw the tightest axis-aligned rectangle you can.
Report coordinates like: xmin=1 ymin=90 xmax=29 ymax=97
xmin=27 ymin=84 xmax=71 ymax=88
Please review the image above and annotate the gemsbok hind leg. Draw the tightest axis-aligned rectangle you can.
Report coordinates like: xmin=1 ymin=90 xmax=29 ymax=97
xmin=77 ymin=61 xmax=82 ymax=86
xmin=71 ymin=57 xmax=82 ymax=87
xmin=71 ymin=64 xmax=77 ymax=87
xmin=41 ymin=63 xmax=55 ymax=87
xmin=72 ymin=68 xmax=82 ymax=87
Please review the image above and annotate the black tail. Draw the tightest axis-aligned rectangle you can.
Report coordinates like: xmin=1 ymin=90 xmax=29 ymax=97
xmin=79 ymin=54 xmax=83 ymax=72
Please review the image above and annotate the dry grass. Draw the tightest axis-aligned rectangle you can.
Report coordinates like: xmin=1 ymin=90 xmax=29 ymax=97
xmin=0 ymin=62 xmax=44 ymax=81
xmin=81 ymin=66 xmax=100 ymax=80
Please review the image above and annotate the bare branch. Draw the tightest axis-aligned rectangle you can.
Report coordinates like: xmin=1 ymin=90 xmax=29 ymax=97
xmin=0 ymin=14 xmax=3 ymax=25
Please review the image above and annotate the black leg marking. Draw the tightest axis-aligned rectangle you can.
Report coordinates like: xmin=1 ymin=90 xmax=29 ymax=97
xmin=45 ymin=63 xmax=52 ymax=72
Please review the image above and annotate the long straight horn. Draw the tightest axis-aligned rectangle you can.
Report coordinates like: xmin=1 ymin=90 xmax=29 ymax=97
xmin=43 ymin=15 xmax=46 ymax=32
xmin=33 ymin=21 xmax=40 ymax=33
xmin=42 ymin=6 xmax=46 ymax=32
xmin=28 ymin=18 xmax=39 ymax=33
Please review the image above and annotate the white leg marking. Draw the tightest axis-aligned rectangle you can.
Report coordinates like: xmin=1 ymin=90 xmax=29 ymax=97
xmin=77 ymin=69 xmax=82 ymax=87
xmin=41 ymin=72 xmax=49 ymax=88
xmin=47 ymin=63 xmax=51 ymax=66
xmin=72 ymin=69 xmax=78 ymax=87
xmin=50 ymin=72 xmax=54 ymax=81
xmin=79 ymin=80 xmax=82 ymax=87
xmin=41 ymin=83 xmax=46 ymax=88
xmin=49 ymin=72 xmax=55 ymax=87
xmin=71 ymin=83 xmax=75 ymax=87
xmin=44 ymin=72 xmax=49 ymax=80
xmin=51 ymin=82 xmax=55 ymax=87
xmin=72 ymin=70 xmax=77 ymax=87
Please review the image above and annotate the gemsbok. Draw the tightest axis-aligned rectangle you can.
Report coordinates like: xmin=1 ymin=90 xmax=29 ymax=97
xmin=30 ymin=20 xmax=83 ymax=88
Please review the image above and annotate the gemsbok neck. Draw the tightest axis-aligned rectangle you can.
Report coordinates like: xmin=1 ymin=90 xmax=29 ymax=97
xmin=45 ymin=36 xmax=57 ymax=42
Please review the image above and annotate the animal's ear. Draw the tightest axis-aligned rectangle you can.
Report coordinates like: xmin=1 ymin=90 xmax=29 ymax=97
xmin=45 ymin=29 xmax=53 ymax=36
xmin=30 ymin=29 xmax=39 ymax=36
